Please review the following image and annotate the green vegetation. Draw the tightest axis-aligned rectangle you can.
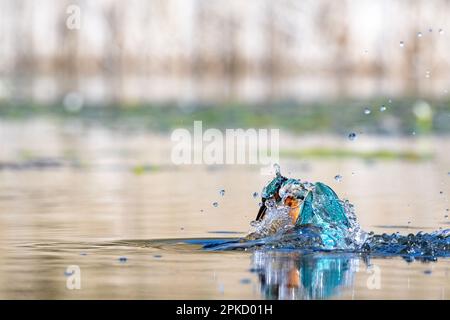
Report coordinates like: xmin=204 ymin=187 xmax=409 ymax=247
xmin=281 ymin=148 xmax=433 ymax=161
xmin=0 ymin=98 xmax=449 ymax=135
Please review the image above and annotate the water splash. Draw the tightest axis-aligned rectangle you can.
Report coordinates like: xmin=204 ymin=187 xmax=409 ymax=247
xmin=362 ymin=230 xmax=450 ymax=261
xmin=201 ymin=167 xmax=450 ymax=260
xmin=247 ymin=201 xmax=293 ymax=240
xmin=273 ymin=163 xmax=281 ymax=176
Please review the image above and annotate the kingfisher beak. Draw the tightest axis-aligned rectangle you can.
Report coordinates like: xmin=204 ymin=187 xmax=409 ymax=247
xmin=255 ymin=199 xmax=267 ymax=221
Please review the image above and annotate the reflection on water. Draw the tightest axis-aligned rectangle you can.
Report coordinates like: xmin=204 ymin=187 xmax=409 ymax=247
xmin=251 ymin=251 xmax=360 ymax=300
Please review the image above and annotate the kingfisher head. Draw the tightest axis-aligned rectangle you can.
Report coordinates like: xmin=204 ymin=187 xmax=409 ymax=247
xmin=256 ymin=171 xmax=309 ymax=225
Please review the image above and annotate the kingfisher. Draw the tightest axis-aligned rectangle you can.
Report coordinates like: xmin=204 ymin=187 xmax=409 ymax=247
xmin=247 ymin=167 xmax=358 ymax=248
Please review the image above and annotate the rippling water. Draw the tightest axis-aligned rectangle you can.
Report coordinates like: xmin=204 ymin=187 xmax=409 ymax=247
xmin=0 ymin=119 xmax=449 ymax=299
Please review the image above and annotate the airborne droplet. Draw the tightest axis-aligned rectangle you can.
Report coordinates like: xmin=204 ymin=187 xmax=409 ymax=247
xmin=348 ymin=132 xmax=357 ymax=141
xmin=273 ymin=163 xmax=281 ymax=176
xmin=334 ymin=175 xmax=343 ymax=182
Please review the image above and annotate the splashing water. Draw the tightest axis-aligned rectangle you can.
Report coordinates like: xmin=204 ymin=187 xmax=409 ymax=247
xmin=362 ymin=230 xmax=450 ymax=261
xmin=203 ymin=165 xmax=450 ymax=260
xmin=247 ymin=201 xmax=294 ymax=240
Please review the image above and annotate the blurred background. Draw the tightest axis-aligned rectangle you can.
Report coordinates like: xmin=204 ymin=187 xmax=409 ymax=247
xmin=0 ymin=0 xmax=449 ymax=299
xmin=1 ymin=0 xmax=450 ymax=104
xmin=0 ymin=0 xmax=449 ymax=134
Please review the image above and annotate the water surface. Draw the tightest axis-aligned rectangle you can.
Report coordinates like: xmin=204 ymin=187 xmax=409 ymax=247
xmin=0 ymin=119 xmax=449 ymax=299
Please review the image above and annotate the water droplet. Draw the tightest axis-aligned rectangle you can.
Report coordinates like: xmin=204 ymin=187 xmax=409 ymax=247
xmin=380 ymin=105 xmax=387 ymax=112
xmin=412 ymin=131 xmax=416 ymax=136
xmin=439 ymin=29 xmax=444 ymax=35
xmin=388 ymin=99 xmax=392 ymax=104
xmin=200 ymin=209 xmax=204 ymax=213
xmin=265 ymin=199 xmax=276 ymax=208
xmin=180 ymin=227 xmax=184 ymax=230
xmin=240 ymin=278 xmax=252 ymax=284
xmin=399 ymin=41 xmax=404 ymax=47
xmin=334 ymin=174 xmax=343 ymax=182
xmin=407 ymin=221 xmax=411 ymax=225
xmin=153 ymin=255 xmax=162 ymax=259
xmin=219 ymin=189 xmax=225 ymax=196
xmin=425 ymin=71 xmax=431 ymax=78
xmin=213 ymin=202 xmax=218 ymax=207
xmin=440 ymin=191 xmax=443 ymax=194
xmin=118 ymin=256 xmax=127 ymax=263
xmin=273 ymin=163 xmax=281 ymax=176
xmin=424 ymin=270 xmax=432 ymax=275
xmin=445 ymin=215 xmax=448 ymax=219
xmin=253 ymin=192 xmax=259 ymax=198
xmin=364 ymin=107 xmax=371 ymax=115
xmin=348 ymin=132 xmax=357 ymax=141
xmin=80 ymin=252 xmax=87 ymax=256
xmin=417 ymin=32 xmax=422 ymax=38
